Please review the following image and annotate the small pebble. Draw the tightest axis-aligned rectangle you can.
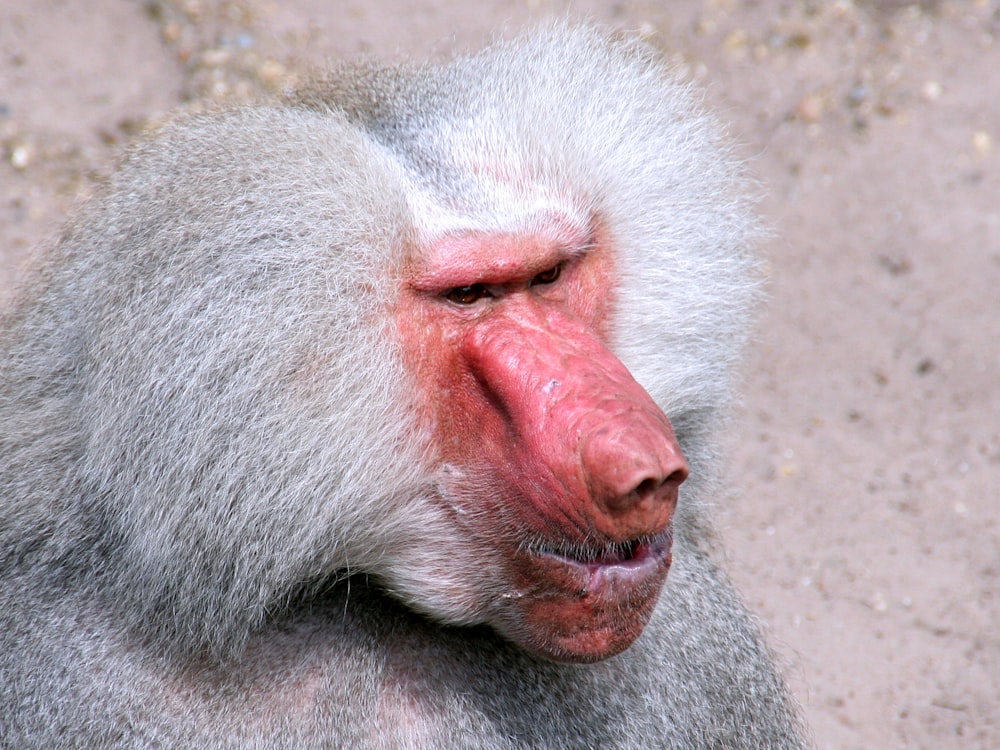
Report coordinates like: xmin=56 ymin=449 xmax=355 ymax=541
xmin=796 ymin=93 xmax=824 ymax=123
xmin=972 ymin=130 xmax=992 ymax=156
xmin=9 ymin=141 xmax=33 ymax=170
xmin=921 ymin=80 xmax=942 ymax=101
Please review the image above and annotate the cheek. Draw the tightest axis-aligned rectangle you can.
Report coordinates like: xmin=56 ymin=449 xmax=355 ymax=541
xmin=562 ymin=239 xmax=619 ymax=341
xmin=393 ymin=301 xmax=495 ymax=464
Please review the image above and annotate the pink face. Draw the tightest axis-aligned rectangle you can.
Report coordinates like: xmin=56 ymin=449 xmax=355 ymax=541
xmin=396 ymin=220 xmax=688 ymax=662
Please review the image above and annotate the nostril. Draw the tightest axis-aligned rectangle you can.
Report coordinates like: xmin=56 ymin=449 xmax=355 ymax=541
xmin=634 ymin=477 xmax=661 ymax=499
xmin=664 ymin=464 xmax=689 ymax=487
xmin=633 ymin=464 xmax=687 ymax=500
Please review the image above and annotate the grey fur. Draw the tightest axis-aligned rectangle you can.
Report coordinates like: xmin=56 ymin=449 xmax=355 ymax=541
xmin=0 ymin=24 xmax=807 ymax=749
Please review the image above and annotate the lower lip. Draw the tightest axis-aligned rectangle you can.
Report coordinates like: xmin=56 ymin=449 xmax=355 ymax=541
xmin=536 ymin=529 xmax=673 ymax=595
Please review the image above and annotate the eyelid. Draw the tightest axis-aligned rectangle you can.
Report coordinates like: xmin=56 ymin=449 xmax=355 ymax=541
xmin=444 ymin=284 xmax=493 ymax=305
xmin=439 ymin=258 xmax=567 ymax=306
xmin=530 ymin=263 xmax=562 ymax=286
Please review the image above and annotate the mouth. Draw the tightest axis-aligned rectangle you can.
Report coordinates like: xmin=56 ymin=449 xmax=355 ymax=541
xmin=499 ymin=527 xmax=674 ymax=661
xmin=528 ymin=527 xmax=673 ymax=591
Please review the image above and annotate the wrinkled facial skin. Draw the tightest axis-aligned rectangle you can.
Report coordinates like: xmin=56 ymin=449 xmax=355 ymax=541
xmin=397 ymin=220 xmax=688 ymax=663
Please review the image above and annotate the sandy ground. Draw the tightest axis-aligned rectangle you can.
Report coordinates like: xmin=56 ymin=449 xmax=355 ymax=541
xmin=1 ymin=1 xmax=997 ymax=748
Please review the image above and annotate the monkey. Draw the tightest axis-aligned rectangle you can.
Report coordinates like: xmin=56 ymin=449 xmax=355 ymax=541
xmin=0 ymin=23 xmax=808 ymax=749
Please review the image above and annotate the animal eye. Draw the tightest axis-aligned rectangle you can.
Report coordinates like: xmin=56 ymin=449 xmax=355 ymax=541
xmin=531 ymin=264 xmax=562 ymax=286
xmin=445 ymin=284 xmax=492 ymax=305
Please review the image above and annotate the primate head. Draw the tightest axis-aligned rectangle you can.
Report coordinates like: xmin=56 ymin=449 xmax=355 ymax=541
xmin=9 ymin=24 xmax=758 ymax=666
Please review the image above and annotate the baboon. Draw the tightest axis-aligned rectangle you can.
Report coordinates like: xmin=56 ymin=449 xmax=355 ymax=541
xmin=0 ymin=23 xmax=808 ymax=749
